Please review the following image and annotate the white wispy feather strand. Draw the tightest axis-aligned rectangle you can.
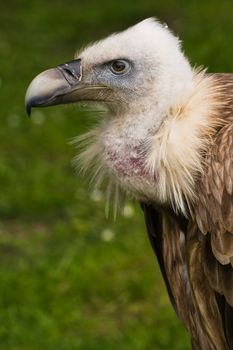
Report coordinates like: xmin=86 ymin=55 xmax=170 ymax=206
xmin=72 ymin=126 xmax=125 ymax=218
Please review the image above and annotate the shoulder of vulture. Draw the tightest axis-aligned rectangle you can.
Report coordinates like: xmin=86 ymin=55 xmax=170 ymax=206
xmin=194 ymin=72 xmax=233 ymax=266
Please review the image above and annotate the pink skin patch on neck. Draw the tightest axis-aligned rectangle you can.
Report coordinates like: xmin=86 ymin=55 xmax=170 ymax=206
xmin=105 ymin=145 xmax=151 ymax=179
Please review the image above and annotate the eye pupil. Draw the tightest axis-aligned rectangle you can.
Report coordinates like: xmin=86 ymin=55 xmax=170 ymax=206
xmin=113 ymin=61 xmax=125 ymax=71
xmin=111 ymin=60 xmax=127 ymax=74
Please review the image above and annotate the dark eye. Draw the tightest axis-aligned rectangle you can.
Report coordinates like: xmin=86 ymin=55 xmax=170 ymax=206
xmin=110 ymin=60 xmax=130 ymax=75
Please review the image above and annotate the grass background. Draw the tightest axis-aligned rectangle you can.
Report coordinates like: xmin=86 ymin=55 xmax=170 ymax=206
xmin=1 ymin=0 xmax=233 ymax=349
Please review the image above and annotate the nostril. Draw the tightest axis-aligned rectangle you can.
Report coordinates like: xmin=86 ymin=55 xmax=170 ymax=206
xmin=57 ymin=59 xmax=82 ymax=86
xmin=63 ymin=67 xmax=77 ymax=80
xmin=59 ymin=66 xmax=79 ymax=85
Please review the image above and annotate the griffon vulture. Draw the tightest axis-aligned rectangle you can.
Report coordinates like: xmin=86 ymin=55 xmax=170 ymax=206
xmin=25 ymin=19 xmax=233 ymax=349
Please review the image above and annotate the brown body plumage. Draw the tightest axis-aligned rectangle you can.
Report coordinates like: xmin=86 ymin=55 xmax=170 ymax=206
xmin=25 ymin=19 xmax=233 ymax=349
xmin=143 ymin=74 xmax=233 ymax=349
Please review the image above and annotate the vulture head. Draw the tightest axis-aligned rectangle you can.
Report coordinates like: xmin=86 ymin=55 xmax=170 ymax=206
xmin=25 ymin=18 xmax=221 ymax=214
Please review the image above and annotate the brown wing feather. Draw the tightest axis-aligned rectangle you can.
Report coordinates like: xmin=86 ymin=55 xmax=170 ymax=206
xmin=195 ymin=122 xmax=233 ymax=305
xmin=187 ymin=223 xmax=229 ymax=350
xmin=142 ymin=204 xmax=227 ymax=349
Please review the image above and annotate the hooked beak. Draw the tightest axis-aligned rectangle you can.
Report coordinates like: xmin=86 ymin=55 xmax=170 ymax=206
xmin=25 ymin=59 xmax=85 ymax=116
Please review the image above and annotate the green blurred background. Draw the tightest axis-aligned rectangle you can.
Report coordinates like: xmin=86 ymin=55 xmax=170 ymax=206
xmin=0 ymin=0 xmax=233 ymax=349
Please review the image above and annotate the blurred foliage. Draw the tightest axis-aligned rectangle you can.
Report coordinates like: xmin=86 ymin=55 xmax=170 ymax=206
xmin=0 ymin=0 xmax=233 ymax=349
